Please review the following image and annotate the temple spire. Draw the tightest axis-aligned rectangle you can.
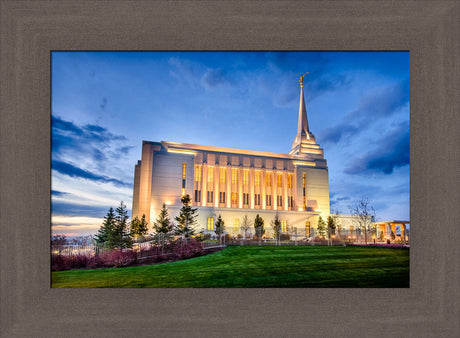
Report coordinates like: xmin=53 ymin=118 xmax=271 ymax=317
xmin=297 ymin=72 xmax=310 ymax=138
xmin=290 ymin=73 xmax=323 ymax=156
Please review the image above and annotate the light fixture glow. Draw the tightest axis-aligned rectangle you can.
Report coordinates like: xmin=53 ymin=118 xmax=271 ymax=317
xmin=167 ymin=149 xmax=196 ymax=155
xmin=293 ymin=161 xmax=316 ymax=167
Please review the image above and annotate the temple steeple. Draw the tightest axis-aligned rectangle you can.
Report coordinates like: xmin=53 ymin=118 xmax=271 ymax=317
xmin=290 ymin=73 xmax=323 ymax=158
xmin=297 ymin=81 xmax=310 ymax=138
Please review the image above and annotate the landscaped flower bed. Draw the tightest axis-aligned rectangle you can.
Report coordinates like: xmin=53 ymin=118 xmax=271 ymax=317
xmin=51 ymin=239 xmax=209 ymax=271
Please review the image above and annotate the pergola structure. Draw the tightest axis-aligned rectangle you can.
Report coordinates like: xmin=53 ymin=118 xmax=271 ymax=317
xmin=373 ymin=220 xmax=410 ymax=244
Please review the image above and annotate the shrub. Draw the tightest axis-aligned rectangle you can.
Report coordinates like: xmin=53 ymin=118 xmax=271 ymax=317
xmin=390 ymin=231 xmax=396 ymax=240
xmin=51 ymin=238 xmax=206 ymax=271
xmin=104 ymin=250 xmax=137 ymax=268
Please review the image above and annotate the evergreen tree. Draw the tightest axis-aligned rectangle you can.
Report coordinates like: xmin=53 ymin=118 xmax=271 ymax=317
xmin=316 ymin=216 xmax=326 ymax=238
xmin=214 ymin=214 xmax=225 ymax=245
xmin=95 ymin=207 xmax=116 ymax=246
xmin=270 ymin=212 xmax=282 ymax=243
xmin=326 ymin=215 xmax=336 ymax=246
xmin=130 ymin=214 xmax=149 ymax=240
xmin=175 ymin=194 xmax=198 ymax=238
xmin=254 ymin=214 xmax=265 ymax=244
xmin=152 ymin=204 xmax=174 ymax=239
xmin=326 ymin=215 xmax=336 ymax=237
xmin=94 ymin=203 xmax=133 ymax=249
xmin=109 ymin=201 xmax=133 ymax=249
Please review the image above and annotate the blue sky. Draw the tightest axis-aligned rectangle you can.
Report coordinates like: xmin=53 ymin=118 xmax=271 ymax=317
xmin=51 ymin=51 xmax=409 ymax=236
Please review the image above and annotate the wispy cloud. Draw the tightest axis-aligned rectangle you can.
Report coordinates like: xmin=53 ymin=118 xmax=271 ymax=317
xmin=320 ymin=124 xmax=359 ymax=144
xmin=201 ymin=68 xmax=233 ymax=89
xmin=347 ymin=78 xmax=409 ymax=123
xmin=52 ymin=160 xmax=132 ymax=188
xmin=168 ymin=57 xmax=202 ymax=87
xmin=51 ymin=190 xmax=68 ymax=197
xmin=344 ymin=122 xmax=409 ymax=175
xmin=51 ymin=215 xmax=104 ymax=236
xmin=51 ymin=114 xmax=134 ymax=183
xmin=52 ymin=201 xmax=115 ymax=218
xmin=265 ymin=52 xmax=352 ymax=106
xmin=52 ymin=115 xmax=128 ymax=163
xmin=320 ymin=78 xmax=409 ymax=146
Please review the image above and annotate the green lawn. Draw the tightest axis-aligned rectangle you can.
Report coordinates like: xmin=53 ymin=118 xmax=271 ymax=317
xmin=51 ymin=245 xmax=409 ymax=288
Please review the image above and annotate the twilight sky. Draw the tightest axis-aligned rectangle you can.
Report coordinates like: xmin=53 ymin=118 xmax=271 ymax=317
xmin=51 ymin=51 xmax=410 ymax=236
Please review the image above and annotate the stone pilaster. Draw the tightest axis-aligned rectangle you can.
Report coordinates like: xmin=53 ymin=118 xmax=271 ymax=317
xmin=261 ymin=169 xmax=266 ymax=209
xmin=202 ymin=163 xmax=207 ymax=207
xmin=238 ymin=166 xmax=243 ymax=208
xmin=214 ymin=165 xmax=219 ymax=207
xmin=283 ymin=170 xmax=289 ymax=211
xmin=226 ymin=166 xmax=231 ymax=208
xmin=250 ymin=168 xmax=255 ymax=209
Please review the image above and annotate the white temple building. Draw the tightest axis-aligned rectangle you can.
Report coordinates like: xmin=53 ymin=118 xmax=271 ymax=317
xmin=131 ymin=75 xmax=408 ymax=241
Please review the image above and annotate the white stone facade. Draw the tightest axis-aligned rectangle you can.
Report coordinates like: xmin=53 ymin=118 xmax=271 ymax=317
xmin=132 ymin=80 xmax=333 ymax=238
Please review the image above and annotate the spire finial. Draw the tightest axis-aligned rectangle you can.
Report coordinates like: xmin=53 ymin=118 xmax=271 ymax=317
xmin=299 ymin=72 xmax=309 ymax=88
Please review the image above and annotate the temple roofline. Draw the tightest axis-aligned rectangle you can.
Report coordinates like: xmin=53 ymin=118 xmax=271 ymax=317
xmin=141 ymin=140 xmax=323 ymax=161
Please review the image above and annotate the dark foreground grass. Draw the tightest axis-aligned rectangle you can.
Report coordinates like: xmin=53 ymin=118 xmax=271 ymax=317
xmin=52 ymin=245 xmax=409 ymax=288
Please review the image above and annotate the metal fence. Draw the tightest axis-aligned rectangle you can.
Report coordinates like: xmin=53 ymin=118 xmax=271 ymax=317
xmin=52 ymin=229 xmax=409 ymax=256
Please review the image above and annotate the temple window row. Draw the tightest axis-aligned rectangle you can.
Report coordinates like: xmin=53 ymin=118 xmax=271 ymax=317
xmin=191 ymin=164 xmax=298 ymax=210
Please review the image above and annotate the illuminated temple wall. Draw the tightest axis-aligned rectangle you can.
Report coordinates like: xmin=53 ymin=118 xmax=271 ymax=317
xmin=132 ymin=140 xmax=330 ymax=237
xmin=132 ymin=79 xmax=335 ymax=237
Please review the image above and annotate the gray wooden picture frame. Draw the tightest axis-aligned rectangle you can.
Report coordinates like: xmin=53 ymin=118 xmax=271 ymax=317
xmin=1 ymin=1 xmax=458 ymax=337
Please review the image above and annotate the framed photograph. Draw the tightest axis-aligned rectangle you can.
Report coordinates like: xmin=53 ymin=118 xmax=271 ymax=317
xmin=1 ymin=1 xmax=458 ymax=336
xmin=50 ymin=50 xmax=410 ymax=288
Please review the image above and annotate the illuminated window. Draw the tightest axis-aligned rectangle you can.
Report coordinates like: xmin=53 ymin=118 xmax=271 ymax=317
xmin=281 ymin=220 xmax=287 ymax=233
xmin=233 ymin=218 xmax=240 ymax=232
xmin=231 ymin=192 xmax=238 ymax=205
xmin=266 ymin=173 xmax=272 ymax=187
xmin=195 ymin=165 xmax=202 ymax=182
xmin=208 ymin=167 xmax=214 ymax=183
xmin=254 ymin=194 xmax=260 ymax=206
xmin=288 ymin=174 xmax=293 ymax=188
xmin=255 ymin=171 xmax=260 ymax=186
xmin=305 ymin=221 xmax=311 ymax=237
xmin=302 ymin=173 xmax=306 ymax=208
xmin=243 ymin=171 xmax=249 ymax=185
xmin=266 ymin=195 xmax=272 ymax=207
xmin=207 ymin=191 xmax=213 ymax=203
xmin=219 ymin=191 xmax=226 ymax=204
xmin=194 ymin=190 xmax=201 ymax=202
xmin=277 ymin=173 xmax=283 ymax=188
xmin=232 ymin=169 xmax=238 ymax=184
xmin=182 ymin=163 xmax=186 ymax=195
xmin=207 ymin=217 xmax=214 ymax=231
xmin=220 ymin=167 xmax=226 ymax=184
xmin=277 ymin=195 xmax=283 ymax=207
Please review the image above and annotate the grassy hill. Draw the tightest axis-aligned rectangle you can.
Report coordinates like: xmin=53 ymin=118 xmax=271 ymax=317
xmin=51 ymin=245 xmax=409 ymax=288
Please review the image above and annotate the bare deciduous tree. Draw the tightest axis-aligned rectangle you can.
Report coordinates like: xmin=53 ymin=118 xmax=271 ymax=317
xmin=349 ymin=197 xmax=376 ymax=245
xmin=240 ymin=215 xmax=252 ymax=239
